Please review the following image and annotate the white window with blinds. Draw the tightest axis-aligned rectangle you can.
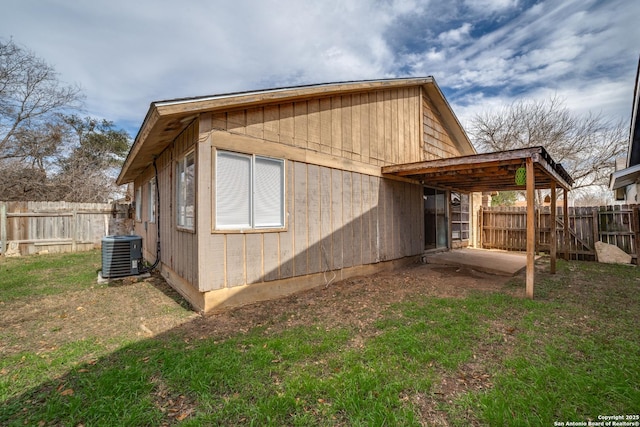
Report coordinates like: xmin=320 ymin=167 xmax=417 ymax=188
xmin=135 ymin=186 xmax=142 ymax=222
xmin=215 ymin=150 xmax=285 ymax=230
xmin=148 ymin=177 xmax=156 ymax=223
xmin=176 ymin=151 xmax=195 ymax=230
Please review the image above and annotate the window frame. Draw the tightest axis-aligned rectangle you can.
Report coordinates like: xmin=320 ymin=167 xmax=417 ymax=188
xmin=450 ymin=192 xmax=470 ymax=242
xmin=176 ymin=150 xmax=196 ymax=231
xmin=214 ymin=149 xmax=286 ymax=232
xmin=148 ymin=177 xmax=156 ymax=224
xmin=135 ymin=186 xmax=142 ymax=222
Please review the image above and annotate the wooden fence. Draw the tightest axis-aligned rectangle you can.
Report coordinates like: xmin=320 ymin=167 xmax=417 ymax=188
xmin=0 ymin=201 xmax=133 ymax=256
xmin=479 ymin=205 xmax=640 ymax=261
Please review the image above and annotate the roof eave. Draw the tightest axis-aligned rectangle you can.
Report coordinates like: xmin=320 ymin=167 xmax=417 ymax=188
xmin=117 ymin=76 xmax=473 ymax=185
xmin=609 ymin=162 xmax=640 ymax=190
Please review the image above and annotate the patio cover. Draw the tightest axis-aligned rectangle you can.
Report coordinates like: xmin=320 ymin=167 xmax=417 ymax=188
xmin=382 ymin=146 xmax=573 ymax=192
xmin=382 ymin=146 xmax=574 ymax=299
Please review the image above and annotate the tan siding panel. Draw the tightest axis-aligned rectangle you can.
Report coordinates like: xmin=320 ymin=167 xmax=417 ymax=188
xmin=307 ymin=99 xmax=321 ymax=152
xmin=293 ymin=162 xmax=308 ymax=275
xmin=212 ymin=112 xmax=227 ymax=130
xmin=331 ymin=97 xmax=342 ymax=156
xmin=370 ymin=176 xmax=380 ymax=263
xmin=391 ymin=90 xmax=399 ymax=164
xmin=263 ymin=232 xmax=280 ymax=281
xmin=207 ymin=234 xmax=226 ymax=290
xmin=341 ymin=95 xmax=352 ymax=156
xmin=351 ymin=172 xmax=362 ymax=266
xmin=352 ymin=94 xmax=362 ymax=161
xmin=319 ymin=97 xmax=332 ymax=154
xmin=227 ymin=110 xmax=246 ymax=134
xmin=280 ymin=103 xmax=294 ymax=145
xmin=360 ymin=93 xmax=370 ymax=163
xmin=246 ymin=108 xmax=264 ymax=139
xmin=384 ymin=179 xmax=395 ymax=260
xmin=307 ymin=164 xmax=321 ymax=274
xmin=331 ymin=168 xmax=343 ymax=269
xmin=423 ymin=96 xmax=462 ymax=160
xmin=279 ymin=161 xmax=294 ymax=278
xmin=294 ymin=101 xmax=308 ymax=149
xmin=245 ymin=233 xmax=263 ymax=284
xmin=320 ymin=166 xmax=332 ymax=272
xmin=264 ymin=105 xmax=280 ymax=142
xmin=384 ymin=90 xmax=392 ymax=164
xmin=226 ymin=234 xmax=245 ymax=287
xmin=342 ymin=171 xmax=353 ymax=268
xmin=361 ymin=174 xmax=372 ymax=265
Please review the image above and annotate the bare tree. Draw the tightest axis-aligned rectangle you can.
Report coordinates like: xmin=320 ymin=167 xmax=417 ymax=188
xmin=469 ymin=96 xmax=627 ymax=190
xmin=51 ymin=115 xmax=130 ymax=202
xmin=0 ymin=39 xmax=83 ymax=165
xmin=0 ymin=39 xmax=131 ymax=202
xmin=0 ymin=160 xmax=52 ymax=200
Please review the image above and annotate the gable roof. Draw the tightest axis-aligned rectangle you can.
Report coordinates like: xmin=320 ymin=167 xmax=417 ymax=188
xmin=116 ymin=77 xmax=475 ymax=185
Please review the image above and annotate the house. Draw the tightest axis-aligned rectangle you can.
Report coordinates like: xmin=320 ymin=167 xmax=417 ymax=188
xmin=610 ymin=57 xmax=640 ymax=199
xmin=117 ymin=77 xmax=571 ymax=311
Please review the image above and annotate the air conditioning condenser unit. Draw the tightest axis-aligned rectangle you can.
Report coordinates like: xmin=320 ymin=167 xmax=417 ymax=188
xmin=101 ymin=235 xmax=143 ymax=278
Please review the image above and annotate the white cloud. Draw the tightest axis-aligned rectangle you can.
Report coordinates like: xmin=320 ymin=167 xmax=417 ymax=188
xmin=437 ymin=23 xmax=472 ymax=45
xmin=1 ymin=0 xmax=638 ymax=137
xmin=464 ymin=0 xmax=518 ymax=13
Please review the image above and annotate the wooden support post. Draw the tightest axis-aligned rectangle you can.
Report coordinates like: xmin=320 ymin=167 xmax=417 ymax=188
xmin=550 ymin=182 xmax=557 ymax=274
xmin=563 ymin=189 xmax=570 ymax=261
xmin=526 ymin=157 xmax=535 ymax=299
xmin=478 ymin=205 xmax=484 ymax=248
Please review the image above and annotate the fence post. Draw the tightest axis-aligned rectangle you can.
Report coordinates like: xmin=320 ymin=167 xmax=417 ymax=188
xmin=71 ymin=206 xmax=77 ymax=252
xmin=0 ymin=202 xmax=6 ymax=255
xmin=563 ymin=191 xmax=570 ymax=260
xmin=592 ymin=208 xmax=599 ymax=250
xmin=633 ymin=205 xmax=640 ymax=264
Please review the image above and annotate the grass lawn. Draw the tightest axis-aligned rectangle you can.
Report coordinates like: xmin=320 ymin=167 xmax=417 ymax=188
xmin=1 ymin=251 xmax=639 ymax=426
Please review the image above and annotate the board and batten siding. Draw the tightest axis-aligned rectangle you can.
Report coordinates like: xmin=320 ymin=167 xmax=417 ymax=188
xmin=208 ymin=87 xmax=426 ymax=167
xmin=134 ymin=120 xmax=199 ymax=288
xmin=191 ymin=85 xmax=461 ymax=293
xmin=422 ymin=95 xmax=463 ymax=160
xmin=132 ymin=83 xmax=467 ymax=309
xmin=196 ymin=158 xmax=423 ymax=292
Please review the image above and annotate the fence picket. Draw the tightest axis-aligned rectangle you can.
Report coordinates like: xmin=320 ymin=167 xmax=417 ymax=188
xmin=480 ymin=204 xmax=639 ymax=262
xmin=0 ymin=201 xmax=132 ymax=256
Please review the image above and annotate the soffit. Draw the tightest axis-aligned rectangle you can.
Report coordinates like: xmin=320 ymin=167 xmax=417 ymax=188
xmin=382 ymin=146 xmax=574 ymax=192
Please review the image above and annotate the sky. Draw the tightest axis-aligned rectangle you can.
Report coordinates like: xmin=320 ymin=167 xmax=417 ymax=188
xmin=1 ymin=0 xmax=639 ymax=141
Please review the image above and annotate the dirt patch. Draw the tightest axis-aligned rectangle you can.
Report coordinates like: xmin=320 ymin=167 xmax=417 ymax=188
xmin=1 ymin=259 xmax=522 ymax=425
xmin=0 ymin=273 xmax=198 ymax=356
xmin=181 ymin=263 xmax=520 ymax=343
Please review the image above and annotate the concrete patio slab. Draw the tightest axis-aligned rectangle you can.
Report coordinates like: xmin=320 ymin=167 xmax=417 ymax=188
xmin=425 ymin=248 xmax=537 ymax=276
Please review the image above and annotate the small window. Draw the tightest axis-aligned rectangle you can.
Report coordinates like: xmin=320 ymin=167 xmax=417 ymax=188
xmin=451 ymin=192 xmax=470 ymax=241
xmin=135 ymin=186 xmax=142 ymax=222
xmin=176 ymin=151 xmax=195 ymax=230
xmin=148 ymin=178 xmax=156 ymax=223
xmin=216 ymin=150 xmax=284 ymax=230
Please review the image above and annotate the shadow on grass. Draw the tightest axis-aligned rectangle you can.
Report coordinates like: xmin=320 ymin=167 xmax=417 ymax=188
xmin=3 ymin=258 xmax=639 ymax=426
xmin=1 ymin=293 xmax=493 ymax=426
